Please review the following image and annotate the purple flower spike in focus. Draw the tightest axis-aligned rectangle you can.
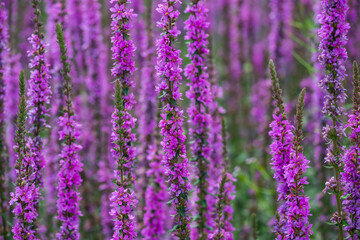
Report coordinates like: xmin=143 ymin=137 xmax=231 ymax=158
xmin=284 ymin=89 xmax=312 ymax=239
xmin=268 ymin=60 xmax=293 ymax=238
xmin=27 ymin=0 xmax=52 ymax=188
xmin=318 ymin=0 xmax=349 ymax=238
xmin=140 ymin=0 xmax=169 ymax=238
xmin=55 ymin=23 xmax=83 ymax=240
xmin=184 ymin=0 xmax=212 ymax=238
xmin=109 ymin=0 xmax=137 ymax=239
xmin=342 ymin=62 xmax=360 ymax=239
xmin=156 ymin=0 xmax=191 ymax=238
xmin=10 ymin=71 xmax=41 ymax=240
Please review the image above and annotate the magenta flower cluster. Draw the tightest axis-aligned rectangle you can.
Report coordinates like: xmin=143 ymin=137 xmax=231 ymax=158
xmin=318 ymin=0 xmax=349 ymax=119
xmin=269 ymin=113 xmax=294 ymax=237
xmin=109 ymin=0 xmax=137 ymax=239
xmin=139 ymin=1 xmax=169 ymax=238
xmin=318 ymin=0 xmax=350 ymax=237
xmin=184 ymin=0 xmax=212 ymax=238
xmin=26 ymin=7 xmax=52 ymax=189
xmin=156 ymin=0 xmax=191 ymax=238
xmin=342 ymin=111 xmax=360 ymax=237
xmin=56 ymin=114 xmax=83 ymax=239
xmin=342 ymin=64 xmax=360 ymax=238
xmin=269 ymin=88 xmax=312 ymax=239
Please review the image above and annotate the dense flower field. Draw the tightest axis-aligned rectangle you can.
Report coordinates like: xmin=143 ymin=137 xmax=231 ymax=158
xmin=0 ymin=0 xmax=360 ymax=239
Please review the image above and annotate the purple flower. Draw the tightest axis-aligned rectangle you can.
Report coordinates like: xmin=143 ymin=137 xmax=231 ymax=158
xmin=210 ymin=172 xmax=236 ymax=240
xmin=184 ymin=0 xmax=213 ymax=238
xmin=341 ymin=62 xmax=360 ymax=238
xmin=156 ymin=0 xmax=191 ymax=238
xmin=318 ymin=0 xmax=349 ymax=234
xmin=5 ymin=53 xmax=21 ymax=184
xmin=0 ymin=2 xmax=9 ymax=234
xmin=109 ymin=0 xmax=137 ymax=239
xmin=138 ymin=1 xmax=169 ymax=238
xmin=141 ymin=145 xmax=169 ymax=239
xmin=268 ymin=61 xmax=293 ymax=238
xmin=44 ymin=0 xmax=65 ymax=221
xmin=318 ymin=0 xmax=349 ymax=120
xmin=10 ymin=71 xmax=41 ymax=240
xmin=27 ymin=0 xmax=52 ymax=188
xmin=283 ymin=89 xmax=312 ymax=239
xmin=269 ymin=0 xmax=293 ymax=75
xmin=55 ymin=23 xmax=83 ymax=240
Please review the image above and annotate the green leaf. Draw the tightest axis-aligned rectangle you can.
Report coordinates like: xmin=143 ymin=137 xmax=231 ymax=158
xmin=180 ymin=192 xmax=188 ymax=201
xmin=166 ymin=198 xmax=175 ymax=205
xmin=178 ymin=206 xmax=186 ymax=217
xmin=166 ymin=112 xmax=173 ymax=120
xmin=170 ymin=97 xmax=177 ymax=106
xmin=168 ymin=225 xmax=178 ymax=234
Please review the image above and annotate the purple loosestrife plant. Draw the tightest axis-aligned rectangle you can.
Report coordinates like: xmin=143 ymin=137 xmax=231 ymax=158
xmin=318 ymin=0 xmax=350 ymax=238
xmin=10 ymin=71 xmax=41 ymax=240
xmin=27 ymin=0 xmax=52 ymax=188
xmin=0 ymin=1 xmax=9 ymax=238
xmin=140 ymin=0 xmax=169 ymax=238
xmin=55 ymin=23 xmax=83 ymax=240
xmin=210 ymin=118 xmax=235 ymax=240
xmin=110 ymin=82 xmax=137 ymax=240
xmin=136 ymin=0 xmax=156 ymax=231
xmin=211 ymin=172 xmax=230 ymax=240
xmin=82 ymin=0 xmax=110 ymax=235
xmin=268 ymin=60 xmax=294 ymax=239
xmin=109 ymin=0 xmax=137 ymax=239
xmin=141 ymin=110 xmax=169 ymax=239
xmin=284 ymin=89 xmax=312 ymax=239
xmin=44 ymin=1 xmax=66 ymax=231
xmin=221 ymin=118 xmax=236 ymax=239
xmin=342 ymin=62 xmax=360 ymax=239
xmin=207 ymin=48 xmax=225 ymax=230
xmin=156 ymin=0 xmax=191 ymax=238
xmin=269 ymin=0 xmax=293 ymax=75
xmin=5 ymin=53 xmax=21 ymax=184
xmin=184 ymin=0 xmax=212 ymax=238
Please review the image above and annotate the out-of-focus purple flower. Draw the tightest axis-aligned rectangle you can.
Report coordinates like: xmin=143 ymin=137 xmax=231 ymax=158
xmin=207 ymin=48 xmax=227 ymax=236
xmin=251 ymin=78 xmax=272 ymax=142
xmin=135 ymin=0 xmax=154 ymax=230
xmin=269 ymin=0 xmax=293 ymax=75
xmin=109 ymin=0 xmax=137 ymax=239
xmin=141 ymin=144 xmax=169 ymax=239
xmin=156 ymin=0 xmax=191 ymax=238
xmin=5 ymin=53 xmax=21 ymax=184
xmin=184 ymin=0 xmax=213 ymax=238
xmin=80 ymin=0 xmax=111 ymax=236
xmin=0 ymin=1 xmax=9 ymax=235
